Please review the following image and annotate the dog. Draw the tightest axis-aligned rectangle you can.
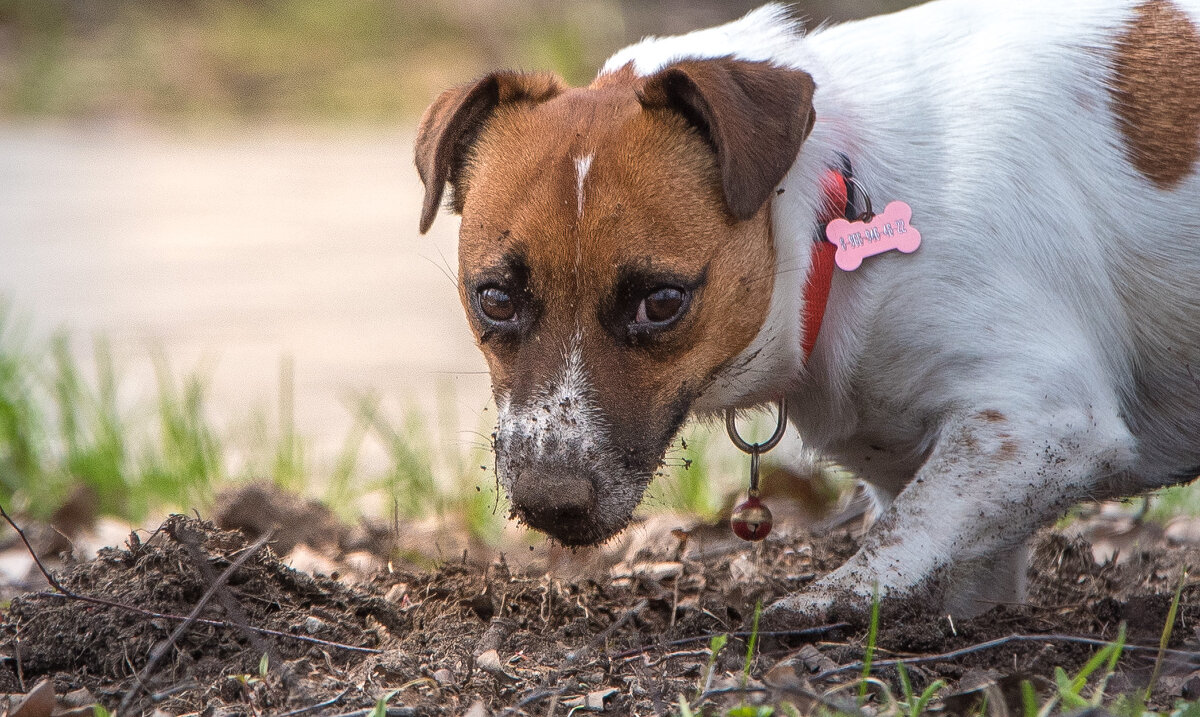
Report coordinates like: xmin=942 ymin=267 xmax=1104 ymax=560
xmin=414 ymin=0 xmax=1200 ymax=621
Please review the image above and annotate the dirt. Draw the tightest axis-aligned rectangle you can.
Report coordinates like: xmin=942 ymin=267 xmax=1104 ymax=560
xmin=3 ymin=501 xmax=1200 ymax=716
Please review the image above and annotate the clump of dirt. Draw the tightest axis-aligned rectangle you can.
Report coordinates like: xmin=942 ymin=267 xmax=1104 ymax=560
xmin=2 ymin=509 xmax=1199 ymax=715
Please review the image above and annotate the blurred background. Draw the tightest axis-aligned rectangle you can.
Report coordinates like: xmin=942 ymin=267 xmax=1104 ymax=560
xmin=6 ymin=0 xmax=1057 ymax=552
xmin=0 ymin=0 xmax=912 ymax=121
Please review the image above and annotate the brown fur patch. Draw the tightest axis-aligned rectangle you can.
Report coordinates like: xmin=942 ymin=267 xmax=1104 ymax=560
xmin=414 ymin=72 xmax=566 ymax=233
xmin=1110 ymin=0 xmax=1200 ymax=187
xmin=458 ymin=81 xmax=777 ymax=450
xmin=978 ymin=409 xmax=1006 ymax=423
xmin=637 ymin=59 xmax=816 ymax=220
xmin=430 ymin=57 xmax=821 ymax=449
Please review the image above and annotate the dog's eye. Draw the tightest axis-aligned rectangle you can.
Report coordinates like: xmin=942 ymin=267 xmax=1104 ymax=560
xmin=479 ymin=287 xmax=516 ymax=322
xmin=634 ymin=287 xmax=686 ymax=325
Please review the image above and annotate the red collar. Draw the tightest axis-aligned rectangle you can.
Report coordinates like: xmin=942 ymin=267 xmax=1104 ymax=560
xmin=800 ymin=169 xmax=848 ymax=361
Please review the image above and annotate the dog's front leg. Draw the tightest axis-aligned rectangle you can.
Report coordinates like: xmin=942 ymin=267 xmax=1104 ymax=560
xmin=766 ymin=405 xmax=1136 ymax=623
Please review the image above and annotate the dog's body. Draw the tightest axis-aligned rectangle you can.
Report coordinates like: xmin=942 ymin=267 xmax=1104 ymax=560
xmin=417 ymin=0 xmax=1200 ymax=619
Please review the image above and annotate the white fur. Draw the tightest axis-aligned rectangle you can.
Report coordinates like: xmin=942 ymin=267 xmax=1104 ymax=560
xmin=611 ymin=0 xmax=1200 ymax=616
xmin=575 ymin=154 xmax=593 ymax=218
xmin=493 ymin=329 xmax=650 ymax=542
xmin=497 ymin=329 xmax=601 ymax=459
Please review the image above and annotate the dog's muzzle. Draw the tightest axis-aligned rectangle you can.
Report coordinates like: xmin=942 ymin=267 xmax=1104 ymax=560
xmin=495 ymin=428 xmax=645 ymax=546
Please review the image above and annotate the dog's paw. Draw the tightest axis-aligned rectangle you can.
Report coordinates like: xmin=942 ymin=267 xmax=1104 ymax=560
xmin=761 ymin=580 xmax=875 ymax=631
xmin=760 ymin=591 xmax=836 ymax=631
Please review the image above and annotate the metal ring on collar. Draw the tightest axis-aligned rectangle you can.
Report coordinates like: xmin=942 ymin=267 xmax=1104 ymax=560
xmin=724 ymin=398 xmax=788 ymax=455
xmin=845 ymin=175 xmax=874 ymax=221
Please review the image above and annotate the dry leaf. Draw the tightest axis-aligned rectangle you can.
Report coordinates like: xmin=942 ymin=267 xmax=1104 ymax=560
xmin=11 ymin=680 xmax=56 ymax=717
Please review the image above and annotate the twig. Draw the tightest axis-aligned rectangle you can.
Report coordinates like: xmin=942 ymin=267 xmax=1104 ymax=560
xmin=277 ymin=687 xmax=353 ymax=716
xmin=567 ymin=597 xmax=648 ymax=666
xmin=503 ymin=688 xmax=563 ymax=713
xmin=118 ymin=529 xmax=275 ymax=713
xmin=174 ymin=522 xmax=283 ymax=669
xmin=0 ymin=503 xmax=382 ymax=656
xmin=654 ymin=649 xmax=711 ymax=664
xmin=813 ymin=632 xmax=1200 ymax=680
xmin=630 ymin=656 xmax=668 ymax=715
xmin=699 ymin=684 xmax=864 ymax=715
xmin=474 ymin=616 xmax=517 ymax=657
xmin=670 ymin=575 xmax=680 ymax=629
xmin=12 ymin=634 xmax=25 ymax=692
xmin=0 ymin=503 xmax=68 ymax=593
xmin=32 ymin=592 xmax=382 ymax=654
xmin=611 ymin=624 xmax=852 ymax=660
xmin=149 ymin=679 xmax=200 ymax=703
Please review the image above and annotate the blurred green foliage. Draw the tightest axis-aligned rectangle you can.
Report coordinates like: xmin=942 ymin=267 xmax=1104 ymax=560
xmin=0 ymin=304 xmax=226 ymax=518
xmin=0 ymin=0 xmax=915 ymax=123
xmin=0 ymin=0 xmax=627 ymax=121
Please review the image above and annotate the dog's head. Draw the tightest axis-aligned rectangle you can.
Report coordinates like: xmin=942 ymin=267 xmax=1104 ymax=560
xmin=415 ymin=58 xmax=815 ymax=545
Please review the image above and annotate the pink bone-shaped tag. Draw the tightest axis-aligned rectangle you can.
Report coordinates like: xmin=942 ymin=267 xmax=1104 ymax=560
xmin=824 ymin=201 xmax=921 ymax=271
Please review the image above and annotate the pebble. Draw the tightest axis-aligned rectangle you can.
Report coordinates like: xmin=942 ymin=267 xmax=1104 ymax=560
xmin=61 ymin=688 xmax=96 ymax=707
xmin=475 ymin=649 xmax=516 ymax=682
xmin=1165 ymin=516 xmax=1200 ymax=545
xmin=461 ymin=701 xmax=490 ymax=717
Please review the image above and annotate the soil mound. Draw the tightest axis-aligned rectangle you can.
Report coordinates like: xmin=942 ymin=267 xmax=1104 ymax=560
xmin=3 ymin=513 xmax=1199 ymax=715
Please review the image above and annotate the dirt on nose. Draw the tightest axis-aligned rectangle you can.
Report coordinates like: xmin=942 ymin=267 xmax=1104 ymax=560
xmin=509 ymin=469 xmax=598 ymax=540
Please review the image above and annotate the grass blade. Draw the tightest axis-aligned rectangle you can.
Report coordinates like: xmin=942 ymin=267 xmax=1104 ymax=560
xmin=914 ymin=679 xmax=946 ymax=716
xmin=743 ymin=600 xmax=762 ymax=689
xmin=1146 ymin=567 xmax=1188 ymax=702
xmin=1021 ymin=679 xmax=1038 ymax=717
xmin=859 ymin=586 xmax=881 ymax=704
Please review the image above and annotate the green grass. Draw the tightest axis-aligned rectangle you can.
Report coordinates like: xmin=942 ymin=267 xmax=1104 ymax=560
xmin=1033 ymin=624 xmax=1126 ymax=715
xmin=672 ymin=616 xmax=1200 ymax=717
xmin=270 ymin=356 xmax=305 ymax=494
xmin=7 ymin=290 xmax=1190 ymax=562
xmin=1147 ymin=481 xmax=1200 ymax=522
xmin=666 ymin=568 xmax=1192 ymax=717
xmin=894 ymin=662 xmax=945 ymax=717
xmin=647 ymin=425 xmax=725 ymax=521
xmin=0 ymin=304 xmax=739 ymax=545
xmin=859 ymin=588 xmax=880 ymax=705
xmin=4 ymin=321 xmax=226 ymax=520
xmin=0 ymin=302 xmax=527 ymax=543
xmin=0 ymin=305 xmax=46 ymax=511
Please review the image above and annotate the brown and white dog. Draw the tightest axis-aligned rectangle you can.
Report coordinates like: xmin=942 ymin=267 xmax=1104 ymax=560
xmin=415 ymin=0 xmax=1200 ymax=621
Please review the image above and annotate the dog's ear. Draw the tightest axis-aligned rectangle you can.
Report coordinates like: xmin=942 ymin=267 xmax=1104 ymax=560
xmin=638 ymin=58 xmax=816 ymax=221
xmin=415 ymin=72 xmax=566 ymax=233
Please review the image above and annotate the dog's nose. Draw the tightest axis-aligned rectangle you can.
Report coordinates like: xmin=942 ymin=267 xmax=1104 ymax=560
xmin=509 ymin=469 xmax=597 ymax=537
